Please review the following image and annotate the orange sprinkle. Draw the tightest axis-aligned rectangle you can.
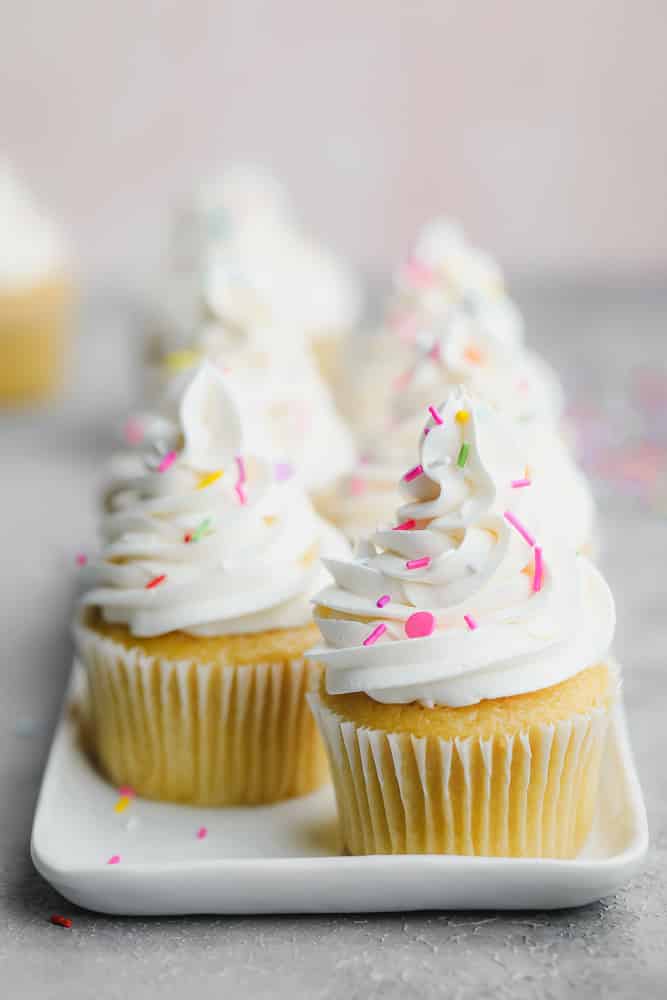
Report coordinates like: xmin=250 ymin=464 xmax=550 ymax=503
xmin=464 ymin=344 xmax=483 ymax=364
xmin=197 ymin=470 xmax=223 ymax=490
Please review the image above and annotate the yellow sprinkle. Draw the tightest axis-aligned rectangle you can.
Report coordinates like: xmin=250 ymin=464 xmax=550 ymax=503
xmin=263 ymin=515 xmax=277 ymax=526
xmin=455 ymin=409 xmax=470 ymax=424
xmin=114 ymin=796 xmax=131 ymax=814
xmin=197 ymin=469 xmax=223 ymax=490
xmin=524 ymin=464 xmax=532 ymax=481
xmin=299 ymin=543 xmax=320 ymax=568
xmin=164 ymin=349 xmax=201 ymax=373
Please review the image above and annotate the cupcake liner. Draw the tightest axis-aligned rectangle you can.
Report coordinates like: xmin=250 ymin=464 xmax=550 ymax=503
xmin=0 ymin=278 xmax=72 ymax=402
xmin=308 ymin=693 xmax=610 ymax=858
xmin=75 ymin=622 xmax=329 ymax=805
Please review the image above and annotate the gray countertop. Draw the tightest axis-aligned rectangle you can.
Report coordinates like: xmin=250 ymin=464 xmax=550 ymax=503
xmin=1 ymin=284 xmax=666 ymax=998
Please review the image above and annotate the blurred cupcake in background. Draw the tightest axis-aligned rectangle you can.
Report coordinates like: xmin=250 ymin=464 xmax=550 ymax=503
xmin=150 ymin=163 xmax=363 ymax=387
xmin=309 ymin=389 xmax=616 ymax=857
xmin=0 ymin=161 xmax=73 ymax=403
xmin=323 ymin=218 xmax=596 ymax=554
xmin=77 ymin=362 xmax=348 ymax=805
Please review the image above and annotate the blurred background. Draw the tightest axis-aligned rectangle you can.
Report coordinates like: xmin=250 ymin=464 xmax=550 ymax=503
xmin=2 ymin=0 xmax=667 ymax=289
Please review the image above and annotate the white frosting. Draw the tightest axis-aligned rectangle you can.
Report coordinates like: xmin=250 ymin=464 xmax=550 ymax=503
xmin=312 ymin=390 xmax=614 ymax=708
xmin=85 ymin=363 xmax=347 ymax=638
xmin=0 ymin=160 xmax=67 ymax=287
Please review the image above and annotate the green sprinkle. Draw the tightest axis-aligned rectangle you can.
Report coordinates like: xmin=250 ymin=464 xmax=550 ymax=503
xmin=192 ymin=518 xmax=213 ymax=543
xmin=457 ymin=443 xmax=470 ymax=468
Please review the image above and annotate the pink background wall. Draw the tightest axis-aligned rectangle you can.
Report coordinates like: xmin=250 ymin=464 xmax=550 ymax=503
xmin=2 ymin=1 xmax=666 ymax=285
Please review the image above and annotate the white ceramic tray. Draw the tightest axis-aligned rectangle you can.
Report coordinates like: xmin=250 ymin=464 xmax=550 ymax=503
xmin=31 ymin=663 xmax=648 ymax=915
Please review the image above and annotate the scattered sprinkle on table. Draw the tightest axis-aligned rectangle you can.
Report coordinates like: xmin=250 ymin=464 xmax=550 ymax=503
xmin=275 ymin=461 xmax=294 ymax=482
xmin=107 ymin=855 xmax=121 ymax=865
xmin=533 ymin=547 xmax=544 ymax=592
xmin=196 ymin=826 xmax=208 ymax=840
xmin=50 ymin=915 xmax=72 ymax=929
xmin=75 ymin=553 xmax=87 ymax=568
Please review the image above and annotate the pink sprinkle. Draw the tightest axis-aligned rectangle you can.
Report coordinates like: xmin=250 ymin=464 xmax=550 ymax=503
xmin=533 ymin=546 xmax=544 ymax=592
xmin=428 ymin=405 xmax=443 ymax=425
xmin=376 ymin=594 xmax=390 ymax=608
xmin=403 ymin=464 xmax=423 ymax=483
xmin=405 ymin=611 xmax=435 ymax=638
xmin=464 ymin=614 xmax=477 ymax=631
xmin=196 ymin=826 xmax=208 ymax=840
xmin=393 ymin=368 xmax=413 ymax=390
xmin=349 ymin=476 xmax=366 ymax=497
xmin=423 ymin=427 xmax=430 ymax=436
xmin=406 ymin=557 xmax=431 ymax=570
xmin=235 ymin=455 xmax=247 ymax=484
xmin=275 ymin=461 xmax=294 ymax=482
xmin=405 ymin=256 xmax=435 ymax=288
xmin=124 ymin=417 xmax=144 ymax=446
xmin=107 ymin=855 xmax=120 ymax=865
xmin=118 ymin=785 xmax=135 ymax=798
xmin=363 ymin=623 xmax=387 ymax=646
xmin=429 ymin=341 xmax=441 ymax=362
xmin=235 ymin=483 xmax=247 ymax=505
xmin=511 ymin=478 xmax=532 ymax=489
xmin=75 ymin=553 xmax=87 ymax=568
xmin=504 ymin=510 xmax=536 ymax=547
xmin=235 ymin=455 xmax=247 ymax=505
xmin=393 ymin=518 xmax=416 ymax=531
xmin=158 ymin=450 xmax=177 ymax=474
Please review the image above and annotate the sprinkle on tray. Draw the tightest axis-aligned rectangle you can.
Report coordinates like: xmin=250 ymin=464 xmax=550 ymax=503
xmin=196 ymin=826 xmax=208 ymax=840
xmin=403 ymin=464 xmax=423 ymax=483
xmin=363 ymin=623 xmax=387 ymax=646
xmin=376 ymin=594 xmax=391 ymax=608
xmin=157 ymin=450 xmax=177 ymax=474
xmin=533 ymin=546 xmax=544 ymax=592
xmin=107 ymin=855 xmax=121 ymax=865
xmin=197 ymin=469 xmax=224 ymax=490
xmin=457 ymin=443 xmax=470 ymax=468
xmin=393 ymin=519 xmax=416 ymax=531
xmin=511 ymin=478 xmax=531 ymax=488
xmin=406 ymin=557 xmax=431 ymax=570
xmin=50 ymin=915 xmax=72 ymax=929
xmin=503 ymin=511 xmax=536 ymax=547
xmin=145 ymin=574 xmax=167 ymax=590
xmin=464 ymin=614 xmax=477 ymax=630
xmin=455 ymin=409 xmax=470 ymax=425
xmin=405 ymin=611 xmax=435 ymax=638
xmin=75 ymin=553 xmax=87 ymax=568
xmin=428 ymin=405 xmax=443 ymax=426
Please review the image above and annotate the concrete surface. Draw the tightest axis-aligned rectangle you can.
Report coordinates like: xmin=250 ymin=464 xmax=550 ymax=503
xmin=1 ymin=284 xmax=666 ymax=998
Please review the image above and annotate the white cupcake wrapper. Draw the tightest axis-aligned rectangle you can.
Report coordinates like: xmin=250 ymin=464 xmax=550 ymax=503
xmin=75 ymin=621 xmax=327 ymax=805
xmin=308 ymin=692 xmax=610 ymax=857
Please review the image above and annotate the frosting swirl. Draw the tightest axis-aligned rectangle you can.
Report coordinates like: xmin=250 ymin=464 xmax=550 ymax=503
xmin=312 ymin=390 xmax=614 ymax=707
xmin=84 ymin=363 xmax=346 ymax=637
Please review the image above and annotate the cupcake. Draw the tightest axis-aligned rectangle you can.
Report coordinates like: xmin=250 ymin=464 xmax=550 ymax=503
xmin=151 ymin=164 xmax=362 ymax=385
xmin=309 ymin=389 xmax=616 ymax=857
xmin=0 ymin=161 xmax=73 ymax=403
xmin=321 ymin=219 xmax=595 ymax=553
xmin=76 ymin=362 xmax=347 ymax=805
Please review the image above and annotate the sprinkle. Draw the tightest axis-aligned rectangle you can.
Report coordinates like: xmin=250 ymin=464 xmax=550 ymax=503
xmin=348 ymin=476 xmax=366 ymax=497
xmin=393 ymin=519 xmax=416 ymax=531
xmin=196 ymin=826 xmax=208 ymax=840
xmin=464 ymin=614 xmax=477 ymax=630
xmin=511 ymin=478 xmax=532 ymax=488
xmin=114 ymin=796 xmax=131 ymax=814
xmin=423 ymin=427 xmax=430 ymax=436
xmin=118 ymin=785 xmax=135 ymax=797
xmin=157 ymin=450 xmax=177 ymax=474
xmin=405 ymin=611 xmax=435 ymax=638
xmin=464 ymin=344 xmax=483 ymax=364
xmin=429 ymin=341 xmax=441 ymax=362
xmin=124 ymin=417 xmax=144 ymax=445
xmin=50 ymin=915 xmax=72 ymax=929
xmin=75 ymin=553 xmax=87 ymax=568
xmin=363 ymin=623 xmax=387 ymax=646
xmin=533 ymin=546 xmax=544 ymax=592
xmin=393 ymin=368 xmax=413 ymax=390
xmin=235 ymin=456 xmax=247 ymax=505
xmin=107 ymin=855 xmax=121 ymax=865
xmin=455 ymin=410 xmax=470 ymax=424
xmin=145 ymin=574 xmax=167 ymax=589
xmin=164 ymin=348 xmax=201 ymax=373
xmin=406 ymin=557 xmax=431 ymax=570
xmin=184 ymin=533 xmax=192 ymax=543
xmin=403 ymin=464 xmax=423 ymax=483
xmin=235 ymin=483 xmax=247 ymax=505
xmin=428 ymin=405 xmax=443 ymax=425
xmin=192 ymin=517 xmax=212 ymax=543
xmin=275 ymin=461 xmax=294 ymax=482
xmin=376 ymin=594 xmax=391 ymax=608
xmin=405 ymin=257 xmax=435 ymax=288
xmin=197 ymin=470 xmax=223 ymax=490
xmin=457 ymin=443 xmax=470 ymax=468
xmin=504 ymin=511 xmax=536 ymax=547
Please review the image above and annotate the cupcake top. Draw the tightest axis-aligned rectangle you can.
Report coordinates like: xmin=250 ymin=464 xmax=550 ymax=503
xmin=84 ymin=363 xmax=346 ymax=638
xmin=0 ymin=160 xmax=68 ymax=288
xmin=312 ymin=389 xmax=614 ymax=708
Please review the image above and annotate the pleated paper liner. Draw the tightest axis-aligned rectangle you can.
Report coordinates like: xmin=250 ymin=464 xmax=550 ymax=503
xmin=308 ymin=692 xmax=611 ymax=858
xmin=74 ymin=621 xmax=329 ymax=806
